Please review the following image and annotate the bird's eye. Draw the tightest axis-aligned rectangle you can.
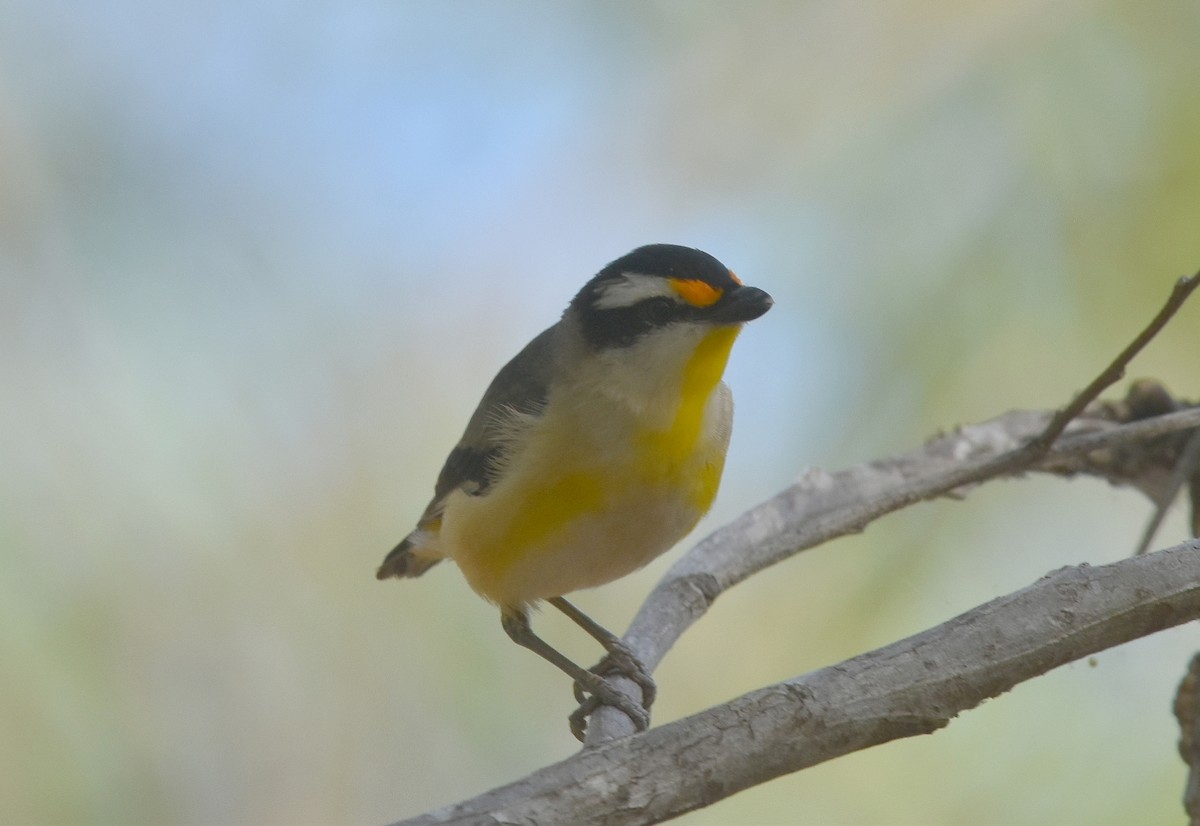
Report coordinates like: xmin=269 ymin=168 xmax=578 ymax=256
xmin=641 ymin=298 xmax=674 ymax=325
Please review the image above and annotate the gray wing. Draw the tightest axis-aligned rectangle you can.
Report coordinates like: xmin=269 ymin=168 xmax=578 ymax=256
xmin=427 ymin=323 xmax=559 ymax=505
xmin=377 ymin=324 xmax=560 ymax=580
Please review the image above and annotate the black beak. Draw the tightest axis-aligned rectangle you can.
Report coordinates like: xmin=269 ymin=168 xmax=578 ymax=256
xmin=712 ymin=285 xmax=773 ymax=323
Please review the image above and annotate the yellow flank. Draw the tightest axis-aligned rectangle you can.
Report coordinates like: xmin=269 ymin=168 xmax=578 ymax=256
xmin=489 ymin=470 xmax=605 ymax=571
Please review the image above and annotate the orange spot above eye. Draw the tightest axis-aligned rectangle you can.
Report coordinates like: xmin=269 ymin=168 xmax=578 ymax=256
xmin=668 ymin=277 xmax=723 ymax=308
xmin=728 ymin=270 xmax=743 ymax=285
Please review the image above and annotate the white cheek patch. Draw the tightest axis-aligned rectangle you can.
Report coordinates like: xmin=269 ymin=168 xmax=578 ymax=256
xmin=592 ymin=272 xmax=677 ymax=309
xmin=587 ymin=321 xmax=713 ymax=417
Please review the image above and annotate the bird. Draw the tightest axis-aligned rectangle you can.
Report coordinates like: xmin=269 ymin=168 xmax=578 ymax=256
xmin=377 ymin=244 xmax=772 ymax=738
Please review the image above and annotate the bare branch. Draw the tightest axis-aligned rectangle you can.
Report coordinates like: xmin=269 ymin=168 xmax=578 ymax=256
xmin=401 ymin=539 xmax=1200 ymax=826
xmin=578 ymin=269 xmax=1200 ymax=744
xmin=1028 ymin=272 xmax=1198 ymax=452
xmin=1136 ymin=428 xmax=1200 ymax=555
xmin=584 ymin=402 xmax=1200 ymax=741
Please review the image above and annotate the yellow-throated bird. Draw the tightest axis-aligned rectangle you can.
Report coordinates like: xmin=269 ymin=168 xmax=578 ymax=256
xmin=377 ymin=244 xmax=772 ymax=737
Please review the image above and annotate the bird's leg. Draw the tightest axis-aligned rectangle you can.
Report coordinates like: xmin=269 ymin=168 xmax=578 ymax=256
xmin=500 ymin=606 xmax=650 ymax=741
xmin=546 ymin=596 xmax=657 ymax=712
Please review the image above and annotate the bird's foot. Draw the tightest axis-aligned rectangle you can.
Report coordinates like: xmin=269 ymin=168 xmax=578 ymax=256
xmin=568 ymin=645 xmax=656 ymax=740
xmin=568 ymin=676 xmax=651 ymax=741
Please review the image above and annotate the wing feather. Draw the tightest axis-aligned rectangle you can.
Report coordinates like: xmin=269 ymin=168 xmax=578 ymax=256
xmin=377 ymin=324 xmax=560 ymax=579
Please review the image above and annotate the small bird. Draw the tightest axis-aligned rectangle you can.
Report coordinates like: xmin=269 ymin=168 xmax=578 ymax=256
xmin=377 ymin=244 xmax=772 ymax=738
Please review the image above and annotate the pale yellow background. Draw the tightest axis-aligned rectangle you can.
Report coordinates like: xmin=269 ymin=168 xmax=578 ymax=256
xmin=2 ymin=3 xmax=1199 ymax=824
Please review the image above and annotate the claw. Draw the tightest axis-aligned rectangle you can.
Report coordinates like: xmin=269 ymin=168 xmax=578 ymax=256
xmin=568 ymin=647 xmax=657 ymax=739
xmin=593 ymin=645 xmax=657 ymax=709
xmin=569 ymin=677 xmax=651 ymax=741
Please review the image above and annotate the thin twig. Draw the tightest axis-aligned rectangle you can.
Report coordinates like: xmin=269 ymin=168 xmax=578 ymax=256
xmin=1136 ymin=427 xmax=1200 ymax=555
xmin=1028 ymin=272 xmax=1200 ymax=453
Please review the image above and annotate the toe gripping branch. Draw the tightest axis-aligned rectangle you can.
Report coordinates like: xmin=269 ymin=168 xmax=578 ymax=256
xmin=502 ymin=599 xmax=656 ymax=741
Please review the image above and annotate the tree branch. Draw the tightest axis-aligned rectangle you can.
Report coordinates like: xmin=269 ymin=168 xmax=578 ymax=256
xmin=1026 ymin=272 xmax=1198 ymax=452
xmin=1136 ymin=427 xmax=1200 ymax=555
xmin=401 ymin=538 xmax=1200 ymax=826
xmin=584 ymin=401 xmax=1200 ymax=741
xmin=577 ymin=269 xmax=1199 ymax=743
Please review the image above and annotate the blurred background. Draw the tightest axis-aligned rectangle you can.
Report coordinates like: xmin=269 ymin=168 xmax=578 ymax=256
xmin=2 ymin=2 xmax=1198 ymax=824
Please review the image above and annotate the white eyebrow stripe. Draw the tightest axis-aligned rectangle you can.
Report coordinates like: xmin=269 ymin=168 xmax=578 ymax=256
xmin=592 ymin=272 xmax=678 ymax=309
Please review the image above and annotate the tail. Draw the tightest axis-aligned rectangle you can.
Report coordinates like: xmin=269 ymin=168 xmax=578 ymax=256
xmin=376 ymin=536 xmax=443 ymax=580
